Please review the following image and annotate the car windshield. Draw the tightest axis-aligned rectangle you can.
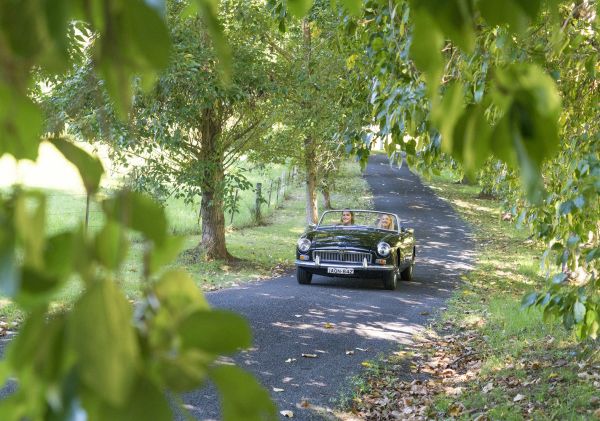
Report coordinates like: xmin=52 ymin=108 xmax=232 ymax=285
xmin=317 ymin=210 xmax=399 ymax=231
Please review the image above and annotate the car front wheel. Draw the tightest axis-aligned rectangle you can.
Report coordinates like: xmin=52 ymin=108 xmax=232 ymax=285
xmin=401 ymin=252 xmax=415 ymax=281
xmin=297 ymin=267 xmax=312 ymax=285
xmin=383 ymin=268 xmax=398 ymax=290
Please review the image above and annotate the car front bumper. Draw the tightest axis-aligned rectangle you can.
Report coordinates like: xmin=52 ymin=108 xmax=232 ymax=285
xmin=295 ymin=260 xmax=395 ymax=278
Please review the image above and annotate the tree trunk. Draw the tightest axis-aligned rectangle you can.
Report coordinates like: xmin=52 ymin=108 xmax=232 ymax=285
xmin=305 ymin=135 xmax=319 ymax=224
xmin=302 ymin=19 xmax=318 ymax=225
xmin=321 ymin=179 xmax=332 ymax=210
xmin=197 ymin=109 xmax=233 ymax=261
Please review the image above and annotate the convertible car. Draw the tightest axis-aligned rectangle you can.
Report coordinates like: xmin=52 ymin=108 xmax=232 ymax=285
xmin=295 ymin=210 xmax=416 ymax=290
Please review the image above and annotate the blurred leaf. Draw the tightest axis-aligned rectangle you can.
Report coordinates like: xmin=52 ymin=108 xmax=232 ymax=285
xmin=148 ymin=235 xmax=186 ymax=275
xmin=93 ymin=375 xmax=173 ymax=421
xmin=574 ymin=301 xmax=586 ymax=323
xmin=103 ymin=190 xmax=167 ymax=245
xmin=409 ymin=9 xmax=443 ymax=93
xmin=450 ymin=104 xmax=492 ymax=178
xmin=44 ymin=232 xmax=76 ymax=279
xmin=521 ymin=292 xmax=538 ymax=309
xmin=51 ymin=138 xmax=104 ymax=194
xmin=340 ymin=0 xmax=362 ymax=16
xmin=434 ymin=82 xmax=465 ymax=154
xmin=157 ymin=349 xmax=210 ymax=392
xmin=69 ymin=280 xmax=139 ymax=407
xmin=0 ymin=86 xmax=43 ymax=161
xmin=153 ymin=270 xmax=209 ymax=315
xmin=125 ymin=0 xmax=171 ymax=70
xmin=479 ymin=0 xmax=534 ymax=34
xmin=287 ymin=0 xmax=314 ymax=17
xmin=14 ymin=192 xmax=46 ymax=270
xmin=412 ymin=0 xmax=475 ymax=52
xmin=178 ymin=310 xmax=251 ymax=354
xmin=94 ymin=221 xmax=129 ymax=270
xmin=193 ymin=0 xmax=232 ymax=83
xmin=210 ymin=365 xmax=277 ymax=421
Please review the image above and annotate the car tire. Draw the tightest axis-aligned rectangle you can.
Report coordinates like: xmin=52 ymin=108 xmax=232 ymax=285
xmin=383 ymin=269 xmax=398 ymax=290
xmin=297 ymin=267 xmax=312 ymax=285
xmin=401 ymin=251 xmax=415 ymax=281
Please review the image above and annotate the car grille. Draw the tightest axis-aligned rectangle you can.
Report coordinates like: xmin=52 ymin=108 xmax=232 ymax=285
xmin=313 ymin=250 xmax=372 ymax=265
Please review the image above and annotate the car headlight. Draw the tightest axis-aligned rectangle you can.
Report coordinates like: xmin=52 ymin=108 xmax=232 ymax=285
xmin=297 ymin=238 xmax=311 ymax=253
xmin=377 ymin=242 xmax=391 ymax=257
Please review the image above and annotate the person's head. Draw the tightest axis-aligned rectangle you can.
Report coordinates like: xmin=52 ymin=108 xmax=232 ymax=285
xmin=341 ymin=210 xmax=354 ymax=225
xmin=379 ymin=214 xmax=393 ymax=229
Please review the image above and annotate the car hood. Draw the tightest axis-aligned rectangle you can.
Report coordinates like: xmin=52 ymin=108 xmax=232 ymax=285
xmin=309 ymin=229 xmax=395 ymax=249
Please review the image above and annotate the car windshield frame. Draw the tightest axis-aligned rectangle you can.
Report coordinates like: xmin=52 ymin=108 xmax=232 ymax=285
xmin=316 ymin=210 xmax=401 ymax=233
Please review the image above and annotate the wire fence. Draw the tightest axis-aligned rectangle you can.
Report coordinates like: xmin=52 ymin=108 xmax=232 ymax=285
xmin=44 ymin=166 xmax=300 ymax=236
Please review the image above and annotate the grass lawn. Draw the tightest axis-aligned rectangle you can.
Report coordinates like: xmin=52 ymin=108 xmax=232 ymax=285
xmin=0 ymin=160 xmax=372 ymax=320
xmin=342 ymin=171 xmax=600 ymax=420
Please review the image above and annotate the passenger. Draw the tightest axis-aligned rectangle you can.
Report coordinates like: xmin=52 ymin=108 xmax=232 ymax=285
xmin=340 ymin=210 xmax=354 ymax=226
xmin=377 ymin=214 xmax=394 ymax=230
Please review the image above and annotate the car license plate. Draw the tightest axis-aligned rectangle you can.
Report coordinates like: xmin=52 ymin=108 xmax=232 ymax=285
xmin=327 ymin=267 xmax=354 ymax=275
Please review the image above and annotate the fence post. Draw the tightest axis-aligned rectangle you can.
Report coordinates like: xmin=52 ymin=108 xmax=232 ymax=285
xmin=230 ymin=189 xmax=239 ymax=224
xmin=281 ymin=172 xmax=286 ymax=199
xmin=255 ymin=183 xmax=262 ymax=222
xmin=85 ymin=193 xmax=90 ymax=235
xmin=268 ymin=179 xmax=273 ymax=207
xmin=275 ymin=177 xmax=281 ymax=205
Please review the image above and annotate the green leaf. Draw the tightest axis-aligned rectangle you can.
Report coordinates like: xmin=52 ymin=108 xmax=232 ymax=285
xmin=412 ymin=0 xmax=475 ymax=52
xmin=103 ymin=190 xmax=167 ymax=245
xmin=68 ymin=280 xmax=139 ymax=407
xmin=210 ymin=365 xmax=277 ymax=421
xmin=51 ymin=138 xmax=104 ymax=194
xmin=152 ymin=270 xmax=209 ymax=320
xmin=14 ymin=192 xmax=46 ymax=270
xmin=551 ymin=273 xmax=567 ymax=284
xmin=521 ymin=291 xmax=538 ymax=309
xmin=574 ymin=301 xmax=586 ymax=323
xmin=0 ymin=86 xmax=43 ymax=161
xmin=148 ymin=235 xmax=186 ymax=275
xmin=0 ymin=205 xmax=18 ymax=298
xmin=490 ymin=64 xmax=561 ymax=202
xmin=450 ymin=104 xmax=492 ymax=177
xmin=479 ymin=0 xmax=532 ymax=34
xmin=44 ymin=232 xmax=76 ymax=279
xmin=287 ymin=0 xmax=314 ymax=17
xmin=409 ymin=9 xmax=443 ymax=93
xmin=156 ymin=350 xmax=211 ymax=392
xmin=124 ymin=0 xmax=171 ymax=70
xmin=93 ymin=375 xmax=173 ymax=421
xmin=434 ymin=82 xmax=465 ymax=154
xmin=178 ymin=310 xmax=251 ymax=354
xmin=586 ymin=248 xmax=600 ymax=263
xmin=194 ymin=0 xmax=232 ymax=83
xmin=94 ymin=221 xmax=129 ymax=270
xmin=340 ymin=0 xmax=362 ymax=16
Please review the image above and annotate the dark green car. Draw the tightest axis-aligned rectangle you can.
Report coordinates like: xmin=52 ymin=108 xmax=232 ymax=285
xmin=295 ymin=210 xmax=416 ymax=290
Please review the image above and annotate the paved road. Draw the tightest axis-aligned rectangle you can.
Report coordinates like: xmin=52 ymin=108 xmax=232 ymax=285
xmin=180 ymin=154 xmax=475 ymax=420
xmin=0 ymin=154 xmax=474 ymax=420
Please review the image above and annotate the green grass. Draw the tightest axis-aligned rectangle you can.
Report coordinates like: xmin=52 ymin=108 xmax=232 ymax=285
xmin=0 ymin=160 xmax=371 ymax=320
xmin=342 ymin=170 xmax=600 ymax=420
xmin=425 ymin=173 xmax=599 ymax=420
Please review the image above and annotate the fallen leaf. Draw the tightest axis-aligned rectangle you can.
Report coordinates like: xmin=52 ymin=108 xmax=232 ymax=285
xmin=448 ymin=403 xmax=463 ymax=416
xmin=300 ymin=400 xmax=310 ymax=408
xmin=361 ymin=361 xmax=373 ymax=368
xmin=280 ymin=410 xmax=294 ymax=418
xmin=273 ymin=388 xmax=284 ymax=392
xmin=324 ymin=322 xmax=334 ymax=329
xmin=594 ymin=408 xmax=600 ymax=419
xmin=301 ymin=353 xmax=318 ymax=358
xmin=345 ymin=350 xmax=355 ymax=355
xmin=513 ymin=394 xmax=525 ymax=402
xmin=482 ymin=382 xmax=494 ymax=394
xmin=294 ymin=315 xmax=302 ymax=318
xmin=356 ymin=347 xmax=368 ymax=352
xmin=420 ymin=311 xmax=430 ymax=316
xmin=285 ymin=358 xmax=297 ymax=363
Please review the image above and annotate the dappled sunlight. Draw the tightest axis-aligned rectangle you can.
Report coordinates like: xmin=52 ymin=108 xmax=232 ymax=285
xmin=450 ymin=198 xmax=496 ymax=216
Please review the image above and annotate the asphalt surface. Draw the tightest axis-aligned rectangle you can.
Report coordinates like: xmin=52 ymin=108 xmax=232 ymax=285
xmin=179 ymin=154 xmax=475 ymax=420
xmin=0 ymin=154 xmax=474 ymax=420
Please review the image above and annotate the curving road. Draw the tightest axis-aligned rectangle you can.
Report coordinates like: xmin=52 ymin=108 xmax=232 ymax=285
xmin=180 ymin=154 xmax=475 ymax=420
